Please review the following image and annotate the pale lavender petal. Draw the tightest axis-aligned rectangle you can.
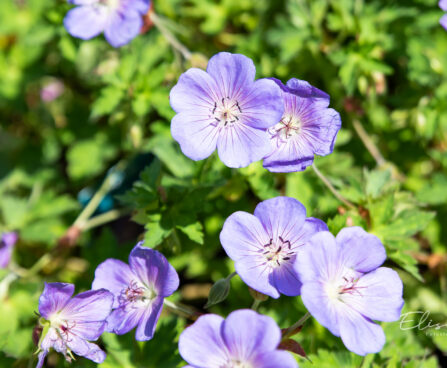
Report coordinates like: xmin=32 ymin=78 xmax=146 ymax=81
xmin=313 ymin=109 xmax=341 ymax=156
xmin=342 ymin=267 xmax=404 ymax=322
xmin=36 ymin=350 xmax=47 ymax=368
xmin=92 ymin=258 xmax=135 ymax=308
xmin=254 ymin=196 xmax=306 ymax=244
xmin=286 ymin=78 xmax=330 ymax=107
xmin=38 ymin=283 xmax=74 ymax=318
xmin=271 ymin=263 xmax=301 ymax=296
xmin=62 ymin=289 xmax=113 ymax=322
xmin=135 ymin=297 xmax=164 ymax=341
xmin=300 ymin=281 xmax=341 ymax=336
xmin=179 ymin=314 xmax=228 ymax=368
xmin=221 ymin=310 xmax=281 ymax=362
xmin=216 ymin=122 xmax=272 ymax=168
xmin=64 ymin=5 xmax=107 ymax=40
xmin=440 ymin=0 xmax=447 ymax=11
xmin=239 ymin=78 xmax=284 ymax=129
xmin=69 ymin=0 xmax=99 ymax=4
xmin=67 ymin=335 xmax=107 ymax=363
xmin=131 ymin=0 xmax=151 ymax=14
xmin=106 ymin=304 xmax=145 ymax=335
xmin=220 ymin=212 xmax=278 ymax=297
xmin=70 ymin=321 xmax=107 ymax=341
xmin=253 ymin=350 xmax=299 ymax=368
xmin=171 ymin=111 xmax=219 ymax=161
xmin=338 ymin=307 xmax=385 ymax=356
xmin=207 ymin=52 xmax=256 ymax=100
xmin=103 ymin=8 xmax=143 ymax=47
xmin=263 ymin=138 xmax=314 ymax=173
xmin=336 ymin=227 xmax=386 ymax=272
xmin=170 ymin=68 xmax=219 ymax=113
xmin=441 ymin=13 xmax=447 ymax=30
xmin=294 ymin=231 xmax=341 ymax=283
xmin=128 ymin=243 xmax=179 ymax=296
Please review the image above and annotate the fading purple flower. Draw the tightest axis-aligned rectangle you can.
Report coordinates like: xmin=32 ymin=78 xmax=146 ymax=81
xmin=0 ymin=232 xmax=18 ymax=269
xmin=64 ymin=0 xmax=151 ymax=48
xmin=36 ymin=283 xmax=113 ymax=368
xmin=170 ymin=52 xmax=284 ymax=168
xmin=440 ymin=0 xmax=447 ymax=30
xmin=92 ymin=242 xmax=179 ymax=341
xmin=295 ymin=227 xmax=404 ymax=356
xmin=41 ymin=80 xmax=65 ymax=102
xmin=179 ymin=309 xmax=298 ymax=368
xmin=262 ymin=78 xmax=341 ymax=173
xmin=220 ymin=196 xmax=327 ymax=299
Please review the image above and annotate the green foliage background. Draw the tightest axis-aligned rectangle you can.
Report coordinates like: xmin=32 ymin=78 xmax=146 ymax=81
xmin=0 ymin=0 xmax=446 ymax=367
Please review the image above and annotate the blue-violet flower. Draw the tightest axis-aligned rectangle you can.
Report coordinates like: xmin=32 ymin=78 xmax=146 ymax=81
xmin=0 ymin=231 xmax=18 ymax=268
xmin=295 ymin=227 xmax=404 ymax=355
xmin=92 ymin=242 xmax=179 ymax=340
xmin=220 ymin=196 xmax=327 ymax=298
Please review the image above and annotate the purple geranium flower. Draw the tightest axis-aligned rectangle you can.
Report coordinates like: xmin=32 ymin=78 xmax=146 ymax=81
xmin=0 ymin=232 xmax=18 ymax=268
xmin=36 ymin=283 xmax=113 ymax=368
xmin=92 ymin=242 xmax=179 ymax=341
xmin=64 ymin=0 xmax=151 ymax=48
xmin=179 ymin=309 xmax=298 ymax=368
xmin=440 ymin=0 xmax=447 ymax=30
xmin=170 ymin=52 xmax=284 ymax=168
xmin=262 ymin=78 xmax=341 ymax=173
xmin=220 ymin=196 xmax=327 ymax=299
xmin=295 ymin=227 xmax=404 ymax=356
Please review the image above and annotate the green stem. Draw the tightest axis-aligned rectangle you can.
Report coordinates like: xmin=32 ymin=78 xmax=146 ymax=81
xmin=251 ymin=299 xmax=261 ymax=311
xmin=226 ymin=271 xmax=237 ymax=281
xmin=82 ymin=208 xmax=132 ymax=231
xmin=150 ymin=13 xmax=192 ymax=61
xmin=312 ymin=163 xmax=356 ymax=210
xmin=282 ymin=312 xmax=311 ymax=339
xmin=163 ymin=299 xmax=198 ymax=319
xmin=352 ymin=119 xmax=386 ymax=167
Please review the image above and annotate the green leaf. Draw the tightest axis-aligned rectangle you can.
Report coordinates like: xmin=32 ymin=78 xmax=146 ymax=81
xmin=177 ymin=221 xmax=204 ymax=245
xmin=143 ymin=213 xmax=173 ymax=248
xmin=365 ymin=168 xmax=391 ymax=198
xmin=91 ymin=86 xmax=125 ymax=118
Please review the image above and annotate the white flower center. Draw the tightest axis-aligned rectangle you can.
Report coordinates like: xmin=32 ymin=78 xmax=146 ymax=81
xmin=269 ymin=114 xmax=302 ymax=141
xmin=259 ymin=236 xmax=295 ymax=268
xmin=325 ymin=268 xmax=365 ymax=302
xmin=221 ymin=360 xmax=253 ymax=368
xmin=120 ymin=280 xmax=157 ymax=307
xmin=210 ymin=97 xmax=243 ymax=128
xmin=100 ymin=0 xmax=120 ymax=9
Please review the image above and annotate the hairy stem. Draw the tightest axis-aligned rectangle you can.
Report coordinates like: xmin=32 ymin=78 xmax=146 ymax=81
xmin=312 ymin=163 xmax=356 ymax=210
xmin=282 ymin=312 xmax=311 ymax=339
xmin=150 ymin=13 xmax=192 ymax=61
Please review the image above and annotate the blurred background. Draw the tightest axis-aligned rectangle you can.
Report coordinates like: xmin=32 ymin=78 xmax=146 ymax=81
xmin=0 ymin=0 xmax=446 ymax=367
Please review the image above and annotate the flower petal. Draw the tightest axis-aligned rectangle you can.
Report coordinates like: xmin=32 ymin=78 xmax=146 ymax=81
xmin=216 ymin=122 xmax=271 ymax=168
xmin=240 ymin=78 xmax=284 ymax=129
xmin=294 ymin=231 xmax=341 ymax=283
xmin=253 ymin=350 xmax=299 ymax=368
xmin=441 ymin=13 xmax=447 ymax=30
xmin=135 ymin=297 xmax=164 ymax=341
xmin=206 ymin=52 xmax=256 ymax=101
xmin=64 ymin=5 xmax=107 ymax=40
xmin=92 ymin=258 xmax=135 ymax=308
xmin=221 ymin=310 xmax=281 ymax=362
xmin=253 ymin=197 xmax=306 ymax=245
xmin=103 ymin=8 xmax=143 ymax=47
xmin=336 ymin=227 xmax=386 ymax=272
xmin=179 ymin=314 xmax=228 ymax=368
xmin=171 ymin=111 xmax=219 ymax=161
xmin=312 ymin=108 xmax=341 ymax=156
xmin=62 ymin=289 xmax=113 ymax=323
xmin=271 ymin=263 xmax=301 ymax=296
xmin=67 ymin=335 xmax=107 ymax=363
xmin=106 ymin=304 xmax=145 ymax=335
xmin=342 ymin=267 xmax=404 ymax=322
xmin=300 ymin=281 xmax=341 ymax=336
xmin=38 ymin=283 xmax=74 ymax=318
xmin=338 ymin=307 xmax=385 ymax=356
xmin=128 ymin=243 xmax=179 ymax=296
xmin=440 ymin=0 xmax=447 ymax=12
xmin=170 ymin=68 xmax=219 ymax=113
xmin=286 ymin=78 xmax=330 ymax=107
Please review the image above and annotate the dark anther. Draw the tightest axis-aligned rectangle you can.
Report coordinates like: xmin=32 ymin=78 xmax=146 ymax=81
xmin=277 ymin=246 xmax=282 ymax=253
xmin=236 ymin=102 xmax=242 ymax=113
xmin=276 ymin=260 xmax=281 ymax=266
xmin=222 ymin=98 xmax=225 ymax=104
xmin=230 ymin=120 xmax=235 ymax=123
xmin=215 ymin=117 xmax=221 ymax=122
xmin=212 ymin=102 xmax=217 ymax=114
xmin=263 ymin=239 xmax=273 ymax=247
xmin=283 ymin=257 xmax=290 ymax=260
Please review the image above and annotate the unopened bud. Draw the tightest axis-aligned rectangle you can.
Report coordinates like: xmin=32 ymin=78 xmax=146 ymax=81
xmin=249 ymin=287 xmax=269 ymax=302
xmin=204 ymin=278 xmax=231 ymax=308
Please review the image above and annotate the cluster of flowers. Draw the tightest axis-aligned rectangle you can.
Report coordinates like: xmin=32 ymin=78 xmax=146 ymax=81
xmin=169 ymin=52 xmax=341 ymax=172
xmin=33 ymin=197 xmax=403 ymax=367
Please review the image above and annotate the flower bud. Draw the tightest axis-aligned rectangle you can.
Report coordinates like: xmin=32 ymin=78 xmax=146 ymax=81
xmin=204 ymin=278 xmax=231 ymax=308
